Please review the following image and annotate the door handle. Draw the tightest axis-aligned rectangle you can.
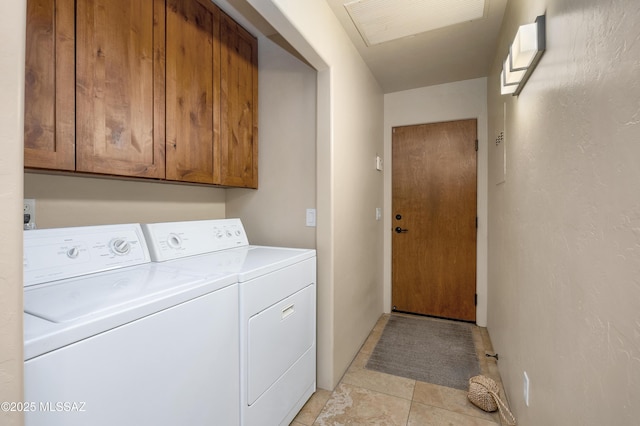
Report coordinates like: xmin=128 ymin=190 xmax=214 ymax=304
xmin=394 ymin=227 xmax=408 ymax=233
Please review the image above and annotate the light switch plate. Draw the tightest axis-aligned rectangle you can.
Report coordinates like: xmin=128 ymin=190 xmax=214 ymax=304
xmin=305 ymin=208 xmax=316 ymax=227
xmin=376 ymin=155 xmax=383 ymax=171
xmin=523 ymin=371 xmax=530 ymax=406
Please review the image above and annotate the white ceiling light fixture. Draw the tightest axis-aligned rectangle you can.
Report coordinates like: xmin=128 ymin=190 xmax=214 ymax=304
xmin=344 ymin=0 xmax=486 ymax=46
xmin=500 ymin=15 xmax=546 ymax=96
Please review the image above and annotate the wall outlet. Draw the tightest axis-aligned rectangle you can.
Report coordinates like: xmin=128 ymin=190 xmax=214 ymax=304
xmin=24 ymin=199 xmax=36 ymax=230
xmin=523 ymin=371 xmax=530 ymax=406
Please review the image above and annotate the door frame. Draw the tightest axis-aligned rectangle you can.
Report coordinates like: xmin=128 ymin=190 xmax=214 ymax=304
xmin=382 ymin=92 xmax=489 ymax=327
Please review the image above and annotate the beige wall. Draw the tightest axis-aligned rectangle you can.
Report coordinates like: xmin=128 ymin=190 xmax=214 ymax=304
xmin=384 ymin=78 xmax=489 ymax=326
xmin=248 ymin=0 xmax=385 ymax=390
xmin=487 ymin=0 xmax=640 ymax=424
xmin=24 ymin=174 xmax=226 ymax=228
xmin=226 ymin=37 xmax=317 ymax=249
xmin=0 ymin=1 xmax=25 ymax=425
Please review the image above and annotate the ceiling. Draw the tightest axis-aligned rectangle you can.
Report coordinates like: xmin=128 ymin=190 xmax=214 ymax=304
xmin=325 ymin=0 xmax=508 ymax=93
xmin=223 ymin=0 xmax=508 ymax=93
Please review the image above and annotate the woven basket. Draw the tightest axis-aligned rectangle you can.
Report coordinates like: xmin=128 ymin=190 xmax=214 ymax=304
xmin=468 ymin=375 xmax=516 ymax=425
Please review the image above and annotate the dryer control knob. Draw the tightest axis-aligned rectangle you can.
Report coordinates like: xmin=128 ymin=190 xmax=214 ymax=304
xmin=66 ymin=246 xmax=80 ymax=259
xmin=111 ymin=239 xmax=131 ymax=255
xmin=167 ymin=233 xmax=182 ymax=249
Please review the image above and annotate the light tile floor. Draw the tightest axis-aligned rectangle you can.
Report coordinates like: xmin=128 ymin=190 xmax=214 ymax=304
xmin=291 ymin=313 xmax=512 ymax=426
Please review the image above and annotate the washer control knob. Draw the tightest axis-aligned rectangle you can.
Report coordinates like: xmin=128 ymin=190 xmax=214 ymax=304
xmin=66 ymin=246 xmax=80 ymax=259
xmin=111 ymin=239 xmax=131 ymax=255
xmin=167 ymin=233 xmax=182 ymax=249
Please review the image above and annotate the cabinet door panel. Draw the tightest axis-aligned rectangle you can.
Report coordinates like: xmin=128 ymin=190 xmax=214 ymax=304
xmin=24 ymin=0 xmax=75 ymax=171
xmin=165 ymin=0 xmax=219 ymax=184
xmin=218 ymin=13 xmax=258 ymax=188
xmin=76 ymin=0 xmax=165 ymax=178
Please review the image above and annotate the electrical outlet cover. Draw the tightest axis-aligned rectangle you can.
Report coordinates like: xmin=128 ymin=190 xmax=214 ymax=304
xmin=24 ymin=199 xmax=36 ymax=230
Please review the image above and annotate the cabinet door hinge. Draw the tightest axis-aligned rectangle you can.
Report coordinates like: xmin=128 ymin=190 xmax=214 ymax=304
xmin=476 ymin=217 xmax=478 ymax=229
xmin=475 ymin=139 xmax=479 ymax=151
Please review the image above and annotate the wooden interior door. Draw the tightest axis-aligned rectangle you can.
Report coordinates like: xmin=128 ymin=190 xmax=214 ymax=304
xmin=75 ymin=0 xmax=165 ymax=178
xmin=392 ymin=119 xmax=477 ymax=322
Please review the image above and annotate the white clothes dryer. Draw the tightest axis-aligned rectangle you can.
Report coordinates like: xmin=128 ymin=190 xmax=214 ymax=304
xmin=23 ymin=224 xmax=239 ymax=426
xmin=142 ymin=219 xmax=317 ymax=426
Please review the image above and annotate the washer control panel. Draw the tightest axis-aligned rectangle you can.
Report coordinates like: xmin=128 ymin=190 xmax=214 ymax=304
xmin=141 ymin=218 xmax=249 ymax=262
xmin=23 ymin=224 xmax=151 ymax=287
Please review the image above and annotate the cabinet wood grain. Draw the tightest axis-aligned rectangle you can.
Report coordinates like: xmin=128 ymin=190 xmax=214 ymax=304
xmin=75 ymin=0 xmax=165 ymax=178
xmin=24 ymin=0 xmax=258 ymax=188
xmin=24 ymin=0 xmax=75 ymax=171
xmin=165 ymin=0 xmax=220 ymax=184
xmin=218 ymin=12 xmax=258 ymax=188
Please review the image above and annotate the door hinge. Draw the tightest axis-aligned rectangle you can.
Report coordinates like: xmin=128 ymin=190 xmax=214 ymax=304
xmin=474 ymin=294 xmax=478 ymax=306
xmin=476 ymin=217 xmax=478 ymax=229
xmin=475 ymin=139 xmax=479 ymax=151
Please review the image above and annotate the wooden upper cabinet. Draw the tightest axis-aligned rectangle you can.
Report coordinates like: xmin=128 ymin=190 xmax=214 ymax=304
xmin=75 ymin=0 xmax=165 ymax=178
xmin=24 ymin=0 xmax=257 ymax=188
xmin=165 ymin=0 xmax=220 ymax=184
xmin=217 ymin=12 xmax=258 ymax=188
xmin=24 ymin=0 xmax=75 ymax=171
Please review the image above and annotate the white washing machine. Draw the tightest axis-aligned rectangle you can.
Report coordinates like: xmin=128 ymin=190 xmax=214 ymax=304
xmin=23 ymin=224 xmax=240 ymax=426
xmin=142 ymin=219 xmax=317 ymax=426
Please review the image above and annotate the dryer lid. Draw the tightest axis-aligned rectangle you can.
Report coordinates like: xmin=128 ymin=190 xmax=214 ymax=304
xmin=236 ymin=247 xmax=316 ymax=282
